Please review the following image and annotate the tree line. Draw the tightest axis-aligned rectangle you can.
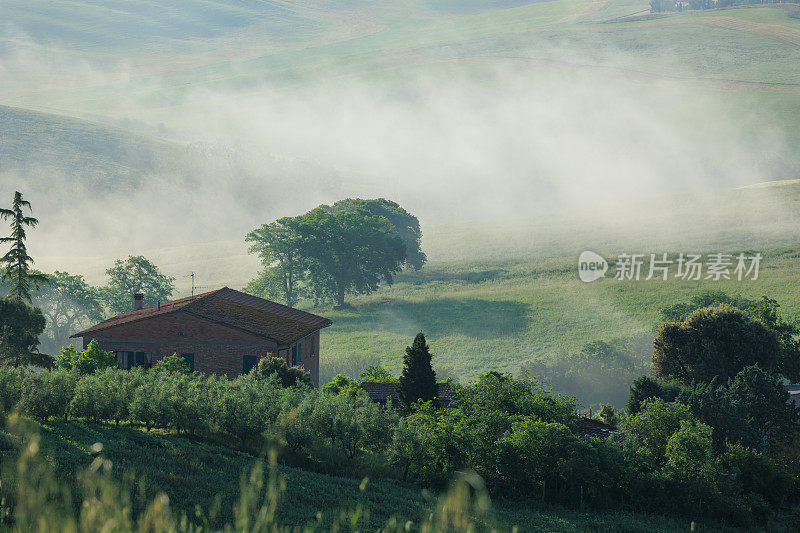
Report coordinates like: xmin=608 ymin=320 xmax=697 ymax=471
xmin=1 ymin=324 xmax=798 ymax=528
xmin=1 ymin=192 xmax=425 ymax=361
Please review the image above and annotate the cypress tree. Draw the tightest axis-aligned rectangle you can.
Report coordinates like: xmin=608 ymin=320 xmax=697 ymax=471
xmin=398 ymin=332 xmax=437 ymax=408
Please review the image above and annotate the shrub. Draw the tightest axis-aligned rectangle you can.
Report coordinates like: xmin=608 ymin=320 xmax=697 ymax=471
xmin=310 ymin=391 xmax=396 ymax=459
xmin=55 ymin=340 xmax=117 ymax=375
xmin=271 ymin=387 xmax=316 ymax=454
xmin=211 ymin=375 xmax=281 ymax=443
xmin=623 ymin=398 xmax=693 ymax=470
xmin=19 ymin=370 xmax=76 ymax=422
xmin=70 ymin=372 xmax=115 ymax=422
xmin=253 ymin=357 xmax=311 ymax=388
xmin=0 ymin=365 xmax=25 ymax=414
xmin=627 ymin=375 xmax=681 ymax=415
xmin=152 ymin=353 xmax=191 ymax=373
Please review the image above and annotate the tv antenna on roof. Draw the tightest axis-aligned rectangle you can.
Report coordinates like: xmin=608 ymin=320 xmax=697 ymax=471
xmin=185 ymin=272 xmax=197 ymax=297
xmin=185 ymin=272 xmax=213 ymax=298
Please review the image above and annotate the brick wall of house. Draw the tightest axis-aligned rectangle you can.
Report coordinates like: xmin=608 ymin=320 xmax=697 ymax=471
xmin=80 ymin=311 xmax=321 ymax=384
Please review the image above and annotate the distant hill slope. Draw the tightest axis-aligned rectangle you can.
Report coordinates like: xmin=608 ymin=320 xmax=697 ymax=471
xmin=0 ymin=104 xmax=179 ymax=185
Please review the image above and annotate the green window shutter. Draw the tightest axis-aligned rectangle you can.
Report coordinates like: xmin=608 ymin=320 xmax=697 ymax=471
xmin=243 ymin=354 xmax=257 ymax=375
xmin=297 ymin=342 xmax=302 ymax=363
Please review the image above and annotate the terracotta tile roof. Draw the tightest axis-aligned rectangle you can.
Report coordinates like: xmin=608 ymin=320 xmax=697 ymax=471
xmin=71 ymin=287 xmax=332 ymax=345
xmin=360 ymin=382 xmax=455 ymax=408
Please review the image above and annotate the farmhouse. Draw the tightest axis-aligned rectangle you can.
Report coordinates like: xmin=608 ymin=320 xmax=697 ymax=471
xmin=71 ymin=287 xmax=332 ymax=386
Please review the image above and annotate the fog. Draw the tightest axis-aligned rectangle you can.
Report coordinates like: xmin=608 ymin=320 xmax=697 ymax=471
xmin=1 ymin=18 xmax=797 ymax=284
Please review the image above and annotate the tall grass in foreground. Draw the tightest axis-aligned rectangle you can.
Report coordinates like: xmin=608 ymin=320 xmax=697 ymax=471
xmin=2 ymin=415 xmax=500 ymax=533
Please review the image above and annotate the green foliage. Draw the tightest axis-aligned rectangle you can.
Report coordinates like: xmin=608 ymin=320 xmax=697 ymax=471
xmin=660 ymin=290 xmax=754 ymax=323
xmin=626 ymin=375 xmax=682 ymax=415
xmin=0 ymin=418 xmax=717 ymax=533
xmin=664 ymin=419 xmax=716 ymax=483
xmin=252 ymin=356 xmax=312 ymax=388
xmin=32 ymin=271 xmax=103 ymax=354
xmin=359 ymin=365 xmax=396 ymax=383
xmin=101 ymin=255 xmax=175 ymax=315
xmin=321 ymin=373 xmax=358 ymax=396
xmin=290 ymin=207 xmax=406 ymax=307
xmin=653 ymin=304 xmax=780 ymax=384
xmin=18 ymin=370 xmax=76 ymax=422
xmin=599 ymin=404 xmax=619 ymax=429
xmin=624 ymin=399 xmax=694 ymax=470
xmin=661 ymin=292 xmax=800 ymax=382
xmin=0 ymin=298 xmax=46 ymax=366
xmin=245 ymin=218 xmax=308 ymax=307
xmin=327 ymin=198 xmax=426 ymax=271
xmin=0 ymin=364 xmax=795 ymax=528
xmin=0 ymin=365 xmax=24 ymax=414
xmin=211 ymin=374 xmax=282 ymax=443
xmin=151 ymin=353 xmax=191 ymax=373
xmin=246 ymin=201 xmax=412 ymax=308
xmin=522 ymin=335 xmax=652 ymax=407
xmin=0 ymin=191 xmax=49 ymax=303
xmin=310 ymin=391 xmax=397 ymax=459
xmin=676 ymin=378 xmax=751 ymax=451
xmin=748 ymin=296 xmax=800 ymax=382
xmin=397 ymin=332 xmax=437 ymax=408
xmin=726 ymin=365 xmax=799 ymax=446
xmin=55 ymin=340 xmax=116 ymax=375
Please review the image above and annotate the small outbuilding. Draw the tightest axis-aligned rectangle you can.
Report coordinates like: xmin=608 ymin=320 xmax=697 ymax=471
xmin=359 ymin=381 xmax=455 ymax=408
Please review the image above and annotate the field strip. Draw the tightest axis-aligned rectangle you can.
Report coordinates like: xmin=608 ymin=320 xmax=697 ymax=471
xmin=555 ymin=0 xmax=614 ymax=24
xmin=697 ymin=15 xmax=800 ymax=47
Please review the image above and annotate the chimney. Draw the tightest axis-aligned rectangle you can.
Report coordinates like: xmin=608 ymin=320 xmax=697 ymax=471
xmin=134 ymin=293 xmax=144 ymax=310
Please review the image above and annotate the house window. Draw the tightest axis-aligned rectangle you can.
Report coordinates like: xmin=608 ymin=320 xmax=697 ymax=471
xmin=181 ymin=353 xmax=194 ymax=372
xmin=309 ymin=336 xmax=314 ymax=358
xmin=134 ymin=351 xmax=149 ymax=368
xmin=291 ymin=345 xmax=296 ymax=366
xmin=297 ymin=342 xmax=302 ymax=364
xmin=243 ymin=354 xmax=257 ymax=375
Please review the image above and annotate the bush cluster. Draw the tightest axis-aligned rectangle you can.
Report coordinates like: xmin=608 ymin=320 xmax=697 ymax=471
xmin=0 ymin=364 xmax=796 ymax=527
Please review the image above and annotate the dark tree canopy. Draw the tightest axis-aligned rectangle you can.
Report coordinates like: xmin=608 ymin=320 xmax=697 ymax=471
xmin=0 ymin=191 xmax=49 ymax=303
xmin=660 ymin=292 xmax=800 ymax=382
xmin=398 ymin=332 xmax=438 ymax=408
xmin=101 ymin=255 xmax=175 ymax=315
xmin=327 ymin=198 xmax=426 ymax=270
xmin=245 ymin=199 xmax=418 ymax=308
xmin=653 ymin=305 xmax=780 ymax=385
xmin=290 ymin=207 xmax=406 ymax=308
xmin=0 ymin=298 xmax=46 ymax=366
xmin=253 ymin=356 xmax=312 ymax=388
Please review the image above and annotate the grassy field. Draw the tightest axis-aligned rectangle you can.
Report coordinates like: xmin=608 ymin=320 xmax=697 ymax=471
xmin=0 ymin=420 xmax=723 ymax=531
xmin=315 ymin=180 xmax=800 ymax=390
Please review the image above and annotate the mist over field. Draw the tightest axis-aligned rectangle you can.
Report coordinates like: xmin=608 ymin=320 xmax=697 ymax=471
xmin=2 ymin=6 xmax=798 ymax=275
xmin=3 ymin=0 xmax=800 ymax=393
